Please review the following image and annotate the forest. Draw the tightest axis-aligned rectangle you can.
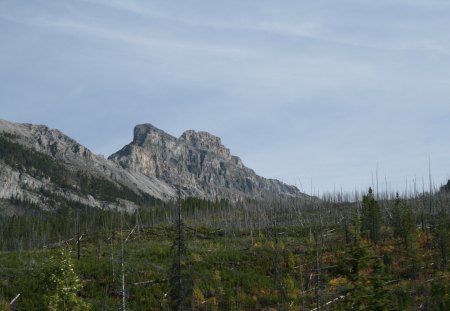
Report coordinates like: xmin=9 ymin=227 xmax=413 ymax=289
xmin=1 ymin=186 xmax=449 ymax=310
xmin=0 ymin=135 xmax=449 ymax=310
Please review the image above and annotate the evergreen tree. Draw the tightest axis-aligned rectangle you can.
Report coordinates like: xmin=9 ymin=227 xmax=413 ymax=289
xmin=370 ymin=256 xmax=390 ymax=311
xmin=434 ymin=209 xmax=449 ymax=271
xmin=430 ymin=278 xmax=450 ymax=311
xmin=361 ymin=188 xmax=382 ymax=244
xmin=342 ymin=236 xmax=373 ymax=309
xmin=392 ymin=193 xmax=417 ymax=250
xmin=339 ymin=213 xmax=392 ymax=310
xmin=392 ymin=193 xmax=419 ymax=277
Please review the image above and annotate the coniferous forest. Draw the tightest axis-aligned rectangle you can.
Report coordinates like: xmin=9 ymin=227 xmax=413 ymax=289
xmin=1 ymin=180 xmax=449 ymax=310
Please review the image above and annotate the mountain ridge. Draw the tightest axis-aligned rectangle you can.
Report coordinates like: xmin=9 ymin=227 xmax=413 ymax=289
xmin=109 ymin=123 xmax=304 ymax=201
xmin=0 ymin=119 xmax=306 ymax=214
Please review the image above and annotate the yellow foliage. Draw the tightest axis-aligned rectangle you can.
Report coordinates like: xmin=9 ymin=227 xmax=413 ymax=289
xmin=212 ymin=270 xmax=221 ymax=283
xmin=191 ymin=252 xmax=202 ymax=262
xmin=0 ymin=300 xmax=10 ymax=311
xmin=322 ymin=252 xmax=335 ymax=265
xmin=217 ymin=286 xmax=225 ymax=296
xmin=259 ymin=288 xmax=269 ymax=295
xmin=207 ymin=297 xmax=219 ymax=311
xmin=286 ymin=252 xmax=296 ymax=270
xmin=253 ymin=241 xmax=262 ymax=248
xmin=360 ymin=239 xmax=371 ymax=247
xmin=193 ymin=287 xmax=205 ymax=307
xmin=284 ymin=275 xmax=298 ymax=300
xmin=329 ymin=276 xmax=349 ymax=287
xmin=381 ymin=244 xmax=395 ymax=253
xmin=278 ymin=240 xmax=286 ymax=250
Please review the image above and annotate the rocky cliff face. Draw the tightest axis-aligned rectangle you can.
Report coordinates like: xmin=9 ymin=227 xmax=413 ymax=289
xmin=109 ymin=124 xmax=304 ymax=201
xmin=0 ymin=119 xmax=175 ymax=214
xmin=0 ymin=119 xmax=305 ymax=214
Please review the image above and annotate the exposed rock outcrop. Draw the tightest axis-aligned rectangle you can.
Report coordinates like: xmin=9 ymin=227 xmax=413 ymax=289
xmin=0 ymin=119 xmax=174 ymax=213
xmin=0 ymin=119 xmax=305 ymax=214
xmin=109 ymin=123 xmax=305 ymax=201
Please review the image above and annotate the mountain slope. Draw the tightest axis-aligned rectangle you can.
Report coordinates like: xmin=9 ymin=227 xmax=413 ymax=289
xmin=109 ymin=123 xmax=305 ymax=201
xmin=0 ymin=119 xmax=305 ymax=214
xmin=0 ymin=119 xmax=172 ymax=214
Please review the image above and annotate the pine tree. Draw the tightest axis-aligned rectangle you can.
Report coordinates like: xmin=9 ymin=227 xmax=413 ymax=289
xmin=392 ymin=193 xmax=419 ymax=277
xmin=361 ymin=188 xmax=382 ymax=244
xmin=392 ymin=193 xmax=417 ymax=250
xmin=342 ymin=236 xmax=373 ymax=309
xmin=370 ymin=256 xmax=390 ymax=311
xmin=339 ymin=213 xmax=392 ymax=310
xmin=434 ymin=209 xmax=449 ymax=271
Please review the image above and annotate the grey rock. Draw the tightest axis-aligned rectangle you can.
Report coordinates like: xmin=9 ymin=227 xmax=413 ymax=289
xmin=109 ymin=123 xmax=305 ymax=201
xmin=0 ymin=119 xmax=176 ymax=201
xmin=0 ymin=119 xmax=306 ymax=214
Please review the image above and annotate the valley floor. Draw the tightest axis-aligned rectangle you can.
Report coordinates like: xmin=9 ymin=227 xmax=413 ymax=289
xmin=1 ymin=221 xmax=449 ymax=310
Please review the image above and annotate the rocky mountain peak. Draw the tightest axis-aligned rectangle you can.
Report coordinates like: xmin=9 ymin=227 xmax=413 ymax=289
xmin=109 ymin=123 xmax=305 ymax=201
xmin=0 ymin=119 xmax=94 ymax=161
xmin=132 ymin=124 xmax=175 ymax=147
xmin=1 ymin=119 xmax=306 ymax=206
xmin=180 ymin=130 xmax=231 ymax=159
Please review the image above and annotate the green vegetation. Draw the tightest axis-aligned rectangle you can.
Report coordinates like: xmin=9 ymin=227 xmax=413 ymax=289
xmin=0 ymin=189 xmax=449 ymax=310
xmin=44 ymin=246 xmax=93 ymax=310
xmin=0 ymin=135 xmax=449 ymax=309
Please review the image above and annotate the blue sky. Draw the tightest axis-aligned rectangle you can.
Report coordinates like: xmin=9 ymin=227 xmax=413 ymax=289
xmin=1 ymin=0 xmax=450 ymax=195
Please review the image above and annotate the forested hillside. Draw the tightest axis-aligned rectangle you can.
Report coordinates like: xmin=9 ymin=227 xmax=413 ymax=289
xmin=1 ymin=186 xmax=449 ymax=310
xmin=0 ymin=133 xmax=160 ymax=216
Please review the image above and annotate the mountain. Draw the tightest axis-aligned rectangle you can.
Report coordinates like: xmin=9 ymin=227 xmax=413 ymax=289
xmin=0 ymin=119 xmax=174 ymax=215
xmin=109 ymin=123 xmax=303 ymax=201
xmin=0 ymin=119 xmax=305 ymax=214
xmin=440 ymin=180 xmax=450 ymax=192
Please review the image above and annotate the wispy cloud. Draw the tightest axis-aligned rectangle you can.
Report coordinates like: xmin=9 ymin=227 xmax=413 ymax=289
xmin=1 ymin=0 xmax=450 ymax=193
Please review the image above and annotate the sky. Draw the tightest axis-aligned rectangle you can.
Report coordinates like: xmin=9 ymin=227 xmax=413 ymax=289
xmin=1 ymin=0 xmax=450 ymax=196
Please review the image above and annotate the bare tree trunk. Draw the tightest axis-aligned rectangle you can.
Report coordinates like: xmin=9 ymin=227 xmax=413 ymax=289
xmin=315 ymin=230 xmax=321 ymax=311
xmin=298 ymin=252 xmax=306 ymax=311
xmin=9 ymin=293 xmax=20 ymax=307
xmin=77 ymin=211 xmax=80 ymax=261
xmin=110 ymin=233 xmax=115 ymax=284
xmin=429 ymin=156 xmax=433 ymax=215
xmin=178 ymin=181 xmax=183 ymax=311
xmin=121 ymin=216 xmax=126 ymax=311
